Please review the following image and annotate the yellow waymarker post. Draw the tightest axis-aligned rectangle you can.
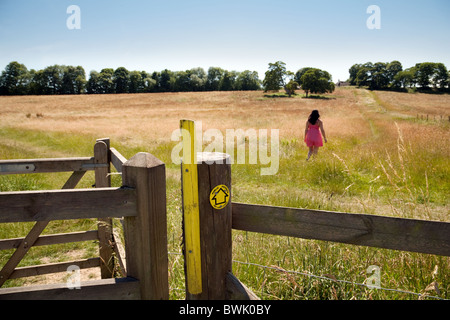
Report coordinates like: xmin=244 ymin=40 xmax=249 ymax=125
xmin=180 ymin=119 xmax=202 ymax=295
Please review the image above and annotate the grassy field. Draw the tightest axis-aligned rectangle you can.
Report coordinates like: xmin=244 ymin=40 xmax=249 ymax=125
xmin=0 ymin=87 xmax=449 ymax=299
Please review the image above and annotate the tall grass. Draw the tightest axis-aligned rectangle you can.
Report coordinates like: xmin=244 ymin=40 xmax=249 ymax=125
xmin=0 ymin=88 xmax=448 ymax=298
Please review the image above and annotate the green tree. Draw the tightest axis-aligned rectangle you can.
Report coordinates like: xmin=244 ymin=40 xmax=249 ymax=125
xmin=300 ymin=68 xmax=335 ymax=97
xmin=189 ymin=67 xmax=207 ymax=91
xmin=432 ymin=63 xmax=448 ymax=89
xmin=263 ymin=61 xmax=291 ymax=92
xmin=393 ymin=67 xmax=416 ymax=89
xmin=128 ymin=71 xmax=143 ymax=93
xmin=160 ymin=69 xmax=174 ymax=92
xmin=97 ymin=68 xmax=114 ymax=93
xmin=294 ymin=67 xmax=313 ymax=87
xmin=0 ymin=61 xmax=30 ymax=95
xmin=42 ymin=65 xmax=65 ymax=94
xmin=386 ymin=60 xmax=403 ymax=85
xmin=113 ymin=67 xmax=129 ymax=93
xmin=415 ymin=62 xmax=435 ymax=89
xmin=235 ymin=70 xmax=261 ymax=90
xmin=370 ymin=62 xmax=389 ymax=90
xmin=206 ymin=67 xmax=224 ymax=91
xmin=284 ymin=80 xmax=299 ymax=97
xmin=61 ymin=66 xmax=86 ymax=94
xmin=174 ymin=71 xmax=191 ymax=92
xmin=87 ymin=71 xmax=100 ymax=94
xmin=219 ymin=71 xmax=237 ymax=91
xmin=348 ymin=64 xmax=362 ymax=86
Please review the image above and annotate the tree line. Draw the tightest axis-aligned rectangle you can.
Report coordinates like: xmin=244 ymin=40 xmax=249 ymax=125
xmin=348 ymin=61 xmax=449 ymax=91
xmin=262 ymin=61 xmax=335 ymax=97
xmin=3 ymin=60 xmax=448 ymax=96
xmin=0 ymin=62 xmax=261 ymax=95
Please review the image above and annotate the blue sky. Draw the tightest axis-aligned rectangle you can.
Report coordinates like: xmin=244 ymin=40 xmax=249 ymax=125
xmin=1 ymin=0 xmax=449 ymax=82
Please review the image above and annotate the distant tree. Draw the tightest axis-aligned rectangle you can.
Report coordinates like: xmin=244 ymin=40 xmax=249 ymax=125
xmin=284 ymin=80 xmax=299 ymax=97
xmin=432 ymin=63 xmax=448 ymax=89
xmin=61 ymin=66 xmax=86 ymax=94
xmin=0 ymin=61 xmax=30 ymax=95
xmin=393 ymin=67 xmax=416 ymax=89
xmin=87 ymin=71 xmax=100 ymax=94
xmin=235 ymin=70 xmax=261 ymax=90
xmin=386 ymin=60 xmax=403 ymax=85
xmin=160 ymin=69 xmax=174 ymax=92
xmin=42 ymin=65 xmax=65 ymax=94
xmin=189 ymin=67 xmax=207 ymax=91
xmin=348 ymin=64 xmax=362 ymax=86
xmin=355 ymin=62 xmax=373 ymax=87
xmin=300 ymin=68 xmax=335 ymax=97
xmin=370 ymin=62 xmax=389 ymax=90
xmin=206 ymin=67 xmax=224 ymax=91
xmin=97 ymin=68 xmax=115 ymax=94
xmin=128 ymin=71 xmax=143 ymax=93
xmin=113 ymin=67 xmax=129 ymax=93
xmin=219 ymin=71 xmax=237 ymax=91
xmin=414 ymin=62 xmax=435 ymax=89
xmin=174 ymin=71 xmax=191 ymax=92
xmin=147 ymin=71 xmax=159 ymax=92
xmin=263 ymin=61 xmax=291 ymax=92
xmin=294 ymin=67 xmax=313 ymax=87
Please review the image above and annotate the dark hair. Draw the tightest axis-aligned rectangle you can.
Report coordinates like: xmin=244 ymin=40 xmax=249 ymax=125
xmin=308 ymin=110 xmax=320 ymax=125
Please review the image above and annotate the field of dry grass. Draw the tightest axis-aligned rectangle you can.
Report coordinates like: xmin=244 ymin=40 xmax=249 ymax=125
xmin=0 ymin=87 xmax=449 ymax=299
xmin=0 ymin=89 xmax=371 ymax=146
xmin=1 ymin=88 xmax=448 ymax=147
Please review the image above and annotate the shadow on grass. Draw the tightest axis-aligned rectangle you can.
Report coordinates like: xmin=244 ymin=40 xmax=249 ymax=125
xmin=263 ymin=93 xmax=336 ymax=100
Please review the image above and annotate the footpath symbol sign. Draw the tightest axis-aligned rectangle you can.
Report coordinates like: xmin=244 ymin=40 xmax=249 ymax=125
xmin=209 ymin=184 xmax=230 ymax=210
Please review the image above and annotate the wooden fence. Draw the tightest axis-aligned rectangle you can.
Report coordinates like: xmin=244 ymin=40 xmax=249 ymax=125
xmin=180 ymin=152 xmax=450 ymax=300
xmin=177 ymin=120 xmax=450 ymax=300
xmin=0 ymin=138 xmax=168 ymax=300
xmin=1 ymin=122 xmax=449 ymax=300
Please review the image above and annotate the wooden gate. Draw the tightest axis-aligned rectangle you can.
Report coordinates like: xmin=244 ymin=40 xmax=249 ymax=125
xmin=0 ymin=139 xmax=168 ymax=300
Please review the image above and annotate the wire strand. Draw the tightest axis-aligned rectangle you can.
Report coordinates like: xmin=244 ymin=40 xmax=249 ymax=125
xmin=167 ymin=252 xmax=445 ymax=300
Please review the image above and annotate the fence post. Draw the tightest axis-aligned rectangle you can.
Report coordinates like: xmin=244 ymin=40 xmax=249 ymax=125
xmin=122 ymin=152 xmax=169 ymax=300
xmin=94 ymin=138 xmax=115 ymax=279
xmin=185 ymin=152 xmax=232 ymax=300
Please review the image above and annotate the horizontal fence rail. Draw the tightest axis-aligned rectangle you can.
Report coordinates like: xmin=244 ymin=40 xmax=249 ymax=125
xmin=0 ymin=277 xmax=140 ymax=300
xmin=0 ymin=230 xmax=99 ymax=251
xmin=0 ymin=157 xmax=106 ymax=175
xmin=0 ymin=187 xmax=137 ymax=223
xmin=231 ymin=202 xmax=450 ymax=257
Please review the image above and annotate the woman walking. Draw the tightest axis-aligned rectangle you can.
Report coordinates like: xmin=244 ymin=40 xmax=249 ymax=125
xmin=304 ymin=110 xmax=327 ymax=160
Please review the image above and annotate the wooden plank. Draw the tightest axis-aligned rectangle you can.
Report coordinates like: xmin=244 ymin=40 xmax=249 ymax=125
xmin=0 ymin=230 xmax=99 ymax=251
xmin=187 ymin=152 xmax=232 ymax=300
xmin=0 ymin=221 xmax=49 ymax=286
xmin=122 ymin=152 xmax=169 ymax=300
xmin=232 ymin=203 xmax=450 ymax=256
xmin=112 ymin=231 xmax=127 ymax=277
xmin=180 ymin=119 xmax=202 ymax=295
xmin=226 ymin=272 xmax=260 ymax=300
xmin=0 ymin=277 xmax=140 ymax=300
xmin=61 ymin=170 xmax=86 ymax=189
xmin=94 ymin=139 xmax=114 ymax=279
xmin=110 ymin=147 xmax=127 ymax=172
xmin=0 ymin=157 xmax=99 ymax=175
xmin=9 ymin=258 xmax=101 ymax=279
xmin=0 ymin=187 xmax=137 ymax=223
xmin=0 ymin=170 xmax=88 ymax=287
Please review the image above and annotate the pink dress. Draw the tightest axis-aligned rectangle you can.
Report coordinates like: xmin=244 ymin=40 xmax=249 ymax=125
xmin=305 ymin=122 xmax=323 ymax=147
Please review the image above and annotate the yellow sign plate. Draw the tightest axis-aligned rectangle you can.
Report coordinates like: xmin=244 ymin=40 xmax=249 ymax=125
xmin=209 ymin=184 xmax=230 ymax=210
